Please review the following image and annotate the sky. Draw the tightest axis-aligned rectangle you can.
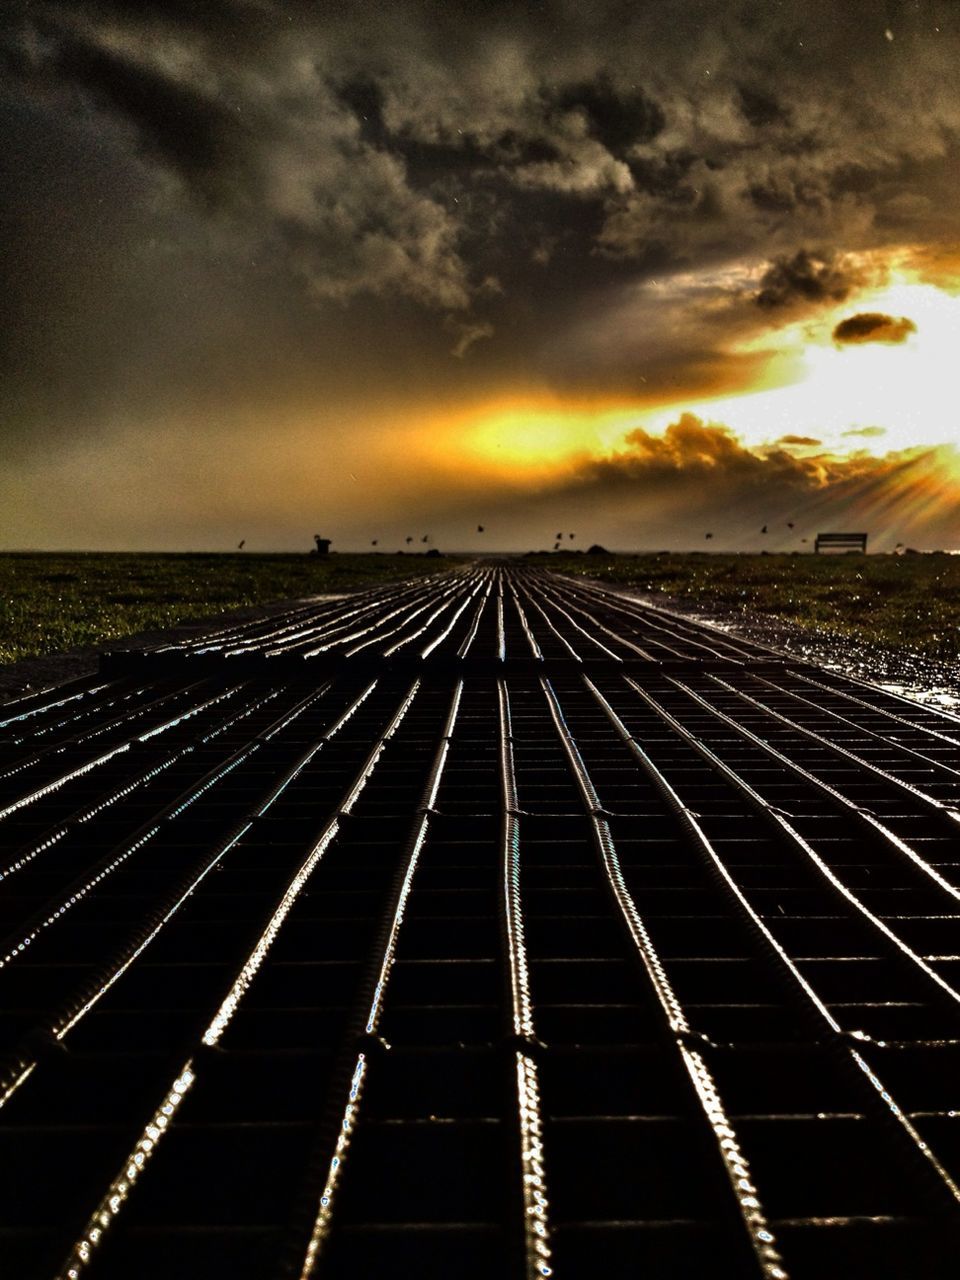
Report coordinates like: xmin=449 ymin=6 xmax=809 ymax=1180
xmin=3 ymin=0 xmax=960 ymax=552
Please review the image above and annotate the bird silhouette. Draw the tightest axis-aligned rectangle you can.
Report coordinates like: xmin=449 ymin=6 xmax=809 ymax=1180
xmin=556 ymin=532 xmax=563 ymax=540
xmin=761 ymin=525 xmax=767 ymax=534
xmin=801 ymin=537 xmax=808 ymax=543
xmin=421 ymin=535 xmax=429 ymax=543
xmin=553 ymin=542 xmax=560 ymax=551
xmin=568 ymin=533 xmax=575 ymax=540
xmin=477 ymin=525 xmax=484 ymax=533
xmin=371 ymin=539 xmax=378 ymax=546
xmin=787 ymin=521 xmax=795 ymax=529
xmin=705 ymin=532 xmax=714 ymax=539
xmin=237 ymin=540 xmax=245 ymax=550
xmin=405 ymin=536 xmax=413 ymax=544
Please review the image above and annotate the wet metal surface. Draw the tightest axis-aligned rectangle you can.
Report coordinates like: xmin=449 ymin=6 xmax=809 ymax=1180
xmin=0 ymin=564 xmax=959 ymax=1278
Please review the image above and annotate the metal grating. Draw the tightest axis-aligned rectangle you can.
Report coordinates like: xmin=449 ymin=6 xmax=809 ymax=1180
xmin=0 ymin=564 xmax=958 ymax=1278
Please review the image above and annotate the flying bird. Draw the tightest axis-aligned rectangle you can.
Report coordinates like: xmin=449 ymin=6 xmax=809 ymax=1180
xmin=705 ymin=532 xmax=714 ymax=539
xmin=405 ymin=536 xmax=413 ymax=544
xmin=421 ymin=535 xmax=429 ymax=543
xmin=237 ymin=540 xmax=245 ymax=550
xmin=477 ymin=525 xmax=484 ymax=533
xmin=787 ymin=521 xmax=795 ymax=529
xmin=371 ymin=539 xmax=378 ymax=546
xmin=553 ymin=542 xmax=560 ymax=551
xmin=761 ymin=525 xmax=767 ymax=534
xmin=556 ymin=532 xmax=563 ymax=540
xmin=568 ymin=533 xmax=575 ymax=539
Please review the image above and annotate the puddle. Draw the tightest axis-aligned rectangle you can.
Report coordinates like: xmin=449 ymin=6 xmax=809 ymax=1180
xmin=611 ymin=586 xmax=960 ymax=713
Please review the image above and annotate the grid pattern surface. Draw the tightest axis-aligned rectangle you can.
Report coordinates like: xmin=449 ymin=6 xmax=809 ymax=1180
xmin=1 ymin=565 xmax=959 ymax=1279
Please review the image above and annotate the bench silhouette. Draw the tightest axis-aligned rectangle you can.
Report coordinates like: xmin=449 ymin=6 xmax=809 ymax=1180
xmin=815 ymin=532 xmax=867 ymax=553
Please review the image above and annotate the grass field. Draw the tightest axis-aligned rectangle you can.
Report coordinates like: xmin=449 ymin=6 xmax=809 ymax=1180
xmin=2 ymin=549 xmax=955 ymax=671
xmin=0 ymin=552 xmax=455 ymax=665
xmin=550 ymin=551 xmax=960 ymax=660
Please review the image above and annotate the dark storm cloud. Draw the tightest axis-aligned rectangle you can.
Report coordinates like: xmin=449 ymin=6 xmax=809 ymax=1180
xmin=555 ymin=74 xmax=665 ymax=155
xmin=7 ymin=0 xmax=960 ymax=317
xmin=737 ymin=85 xmax=791 ymax=129
xmin=54 ymin=31 xmax=249 ymax=199
xmin=755 ymin=249 xmax=861 ymax=309
xmin=3 ymin=0 xmax=960 ymax=522
xmin=832 ymin=311 xmax=917 ymax=345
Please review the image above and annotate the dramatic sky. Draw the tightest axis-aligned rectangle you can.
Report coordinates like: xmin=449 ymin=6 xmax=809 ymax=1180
xmin=4 ymin=0 xmax=960 ymax=551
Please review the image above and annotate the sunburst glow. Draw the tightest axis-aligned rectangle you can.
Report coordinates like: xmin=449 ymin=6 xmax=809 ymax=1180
xmin=648 ymin=272 xmax=960 ymax=456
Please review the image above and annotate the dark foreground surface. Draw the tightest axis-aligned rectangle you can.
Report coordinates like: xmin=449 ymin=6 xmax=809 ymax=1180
xmin=2 ymin=564 xmax=960 ymax=1278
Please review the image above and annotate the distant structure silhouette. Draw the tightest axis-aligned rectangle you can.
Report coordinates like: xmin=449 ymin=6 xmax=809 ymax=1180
xmin=313 ymin=535 xmax=331 ymax=555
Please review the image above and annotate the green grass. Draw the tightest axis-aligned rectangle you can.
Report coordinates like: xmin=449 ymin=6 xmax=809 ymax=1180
xmin=549 ymin=551 xmax=960 ymax=659
xmin=4 ymin=549 xmax=953 ymax=670
xmin=0 ymin=552 xmax=456 ymax=665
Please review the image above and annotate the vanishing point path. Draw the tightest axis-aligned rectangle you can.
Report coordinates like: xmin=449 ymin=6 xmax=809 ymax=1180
xmin=1 ymin=563 xmax=960 ymax=1278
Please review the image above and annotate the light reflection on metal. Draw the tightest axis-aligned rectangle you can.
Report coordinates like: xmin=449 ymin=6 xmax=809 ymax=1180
xmin=0 ymin=684 xmax=333 ymax=1105
xmin=302 ymin=1052 xmax=367 ymax=1277
xmin=543 ymin=676 xmax=788 ymax=1279
xmin=420 ymin=577 xmax=485 ymax=658
xmin=203 ymin=821 xmax=339 ymax=1046
xmin=0 ymin=1061 xmax=36 ymax=1109
xmin=57 ymin=821 xmax=254 ymax=1042
xmin=0 ymin=679 xmax=269 ymax=827
xmin=523 ymin=579 xmax=622 ymax=662
xmin=226 ymin=574 xmax=446 ymax=657
xmin=507 ymin=584 xmax=543 ymax=660
xmin=0 ymin=741 xmax=133 ymax=824
xmin=794 ymin=669 xmax=960 ymax=744
xmin=596 ymin=674 xmax=960 ymax=1209
xmin=750 ymin=670 xmax=960 ymax=783
xmin=381 ymin=587 xmax=464 ymax=656
xmin=206 ymin=679 xmax=420 ymax=1047
xmin=457 ymin=572 xmax=494 ymax=658
xmin=498 ymin=681 xmax=553 ymax=1278
xmin=709 ymin=673 xmax=958 ymax=816
xmin=50 ymin=680 xmax=422 ymax=1264
xmin=658 ymin=676 xmax=960 ymax=1005
xmin=0 ymin=681 xmax=111 ymax=731
xmin=339 ymin=681 xmax=421 ymax=814
xmin=0 ymin=684 xmax=149 ymax=776
xmin=535 ymin=577 xmax=656 ymax=661
xmin=298 ymin=683 xmax=463 ymax=1277
xmin=568 ymin=575 xmax=756 ymax=661
xmin=56 ymin=1065 xmax=196 ymax=1279
xmin=511 ymin=581 xmax=581 ymax=661
xmin=670 ymin=675 xmax=960 ymax=916
xmin=496 ymin=576 xmax=507 ymax=661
